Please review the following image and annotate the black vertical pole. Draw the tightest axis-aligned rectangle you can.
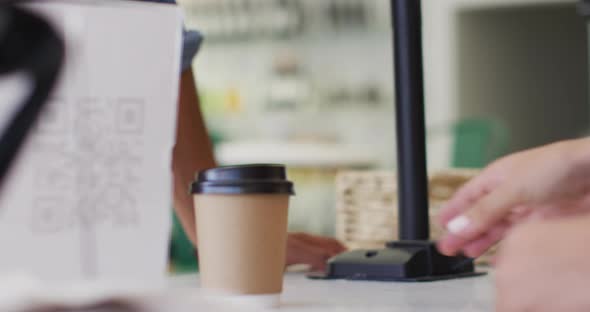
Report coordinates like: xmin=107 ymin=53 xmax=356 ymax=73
xmin=392 ymin=0 xmax=430 ymax=240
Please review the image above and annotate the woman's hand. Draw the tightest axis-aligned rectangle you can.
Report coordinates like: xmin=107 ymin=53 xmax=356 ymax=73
xmin=286 ymin=232 xmax=347 ymax=272
xmin=437 ymin=138 xmax=590 ymax=258
xmin=495 ymin=215 xmax=590 ymax=312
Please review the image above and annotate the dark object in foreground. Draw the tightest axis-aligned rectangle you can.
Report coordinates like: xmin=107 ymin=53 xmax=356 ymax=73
xmin=0 ymin=3 xmax=64 ymax=188
xmin=309 ymin=241 xmax=483 ymax=282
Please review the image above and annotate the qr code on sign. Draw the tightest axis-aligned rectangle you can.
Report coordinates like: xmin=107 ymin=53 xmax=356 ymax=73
xmin=30 ymin=96 xmax=146 ymax=234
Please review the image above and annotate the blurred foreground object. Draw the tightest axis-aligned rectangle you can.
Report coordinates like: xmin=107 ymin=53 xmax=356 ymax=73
xmin=0 ymin=3 xmax=63 ymax=188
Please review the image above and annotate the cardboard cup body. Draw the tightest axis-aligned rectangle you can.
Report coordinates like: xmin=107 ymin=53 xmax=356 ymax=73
xmin=194 ymin=194 xmax=289 ymax=296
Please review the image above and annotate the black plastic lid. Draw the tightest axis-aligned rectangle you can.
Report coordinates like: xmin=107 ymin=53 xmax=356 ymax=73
xmin=191 ymin=164 xmax=295 ymax=195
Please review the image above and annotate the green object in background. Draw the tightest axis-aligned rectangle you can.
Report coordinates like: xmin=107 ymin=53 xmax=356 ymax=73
xmin=169 ymin=211 xmax=198 ymax=273
xmin=209 ymin=130 xmax=224 ymax=147
xmin=452 ymin=118 xmax=509 ymax=168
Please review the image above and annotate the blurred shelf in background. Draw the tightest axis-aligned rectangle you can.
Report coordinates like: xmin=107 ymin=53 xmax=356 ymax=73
xmin=178 ymin=0 xmax=390 ymax=42
xmin=216 ymin=141 xmax=378 ymax=168
xmin=177 ymin=0 xmax=589 ymax=237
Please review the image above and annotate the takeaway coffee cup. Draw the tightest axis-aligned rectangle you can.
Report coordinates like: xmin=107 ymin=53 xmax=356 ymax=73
xmin=191 ymin=164 xmax=294 ymax=308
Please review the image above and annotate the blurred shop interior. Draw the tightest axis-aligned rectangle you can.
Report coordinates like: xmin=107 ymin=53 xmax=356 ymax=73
xmin=171 ymin=0 xmax=589 ymax=250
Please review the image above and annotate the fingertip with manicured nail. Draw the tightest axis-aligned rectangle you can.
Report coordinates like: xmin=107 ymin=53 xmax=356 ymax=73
xmin=447 ymin=215 xmax=471 ymax=235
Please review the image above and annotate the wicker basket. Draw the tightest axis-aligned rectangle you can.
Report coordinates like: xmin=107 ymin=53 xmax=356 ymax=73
xmin=335 ymin=169 xmax=497 ymax=265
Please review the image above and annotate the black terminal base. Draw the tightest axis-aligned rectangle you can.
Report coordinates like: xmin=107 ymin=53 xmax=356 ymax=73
xmin=308 ymin=241 xmax=486 ymax=282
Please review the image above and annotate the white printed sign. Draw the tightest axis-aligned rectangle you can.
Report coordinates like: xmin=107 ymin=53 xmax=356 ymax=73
xmin=0 ymin=1 xmax=182 ymax=282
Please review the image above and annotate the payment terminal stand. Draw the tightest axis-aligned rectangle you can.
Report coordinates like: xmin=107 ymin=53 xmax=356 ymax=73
xmin=310 ymin=0 xmax=483 ymax=281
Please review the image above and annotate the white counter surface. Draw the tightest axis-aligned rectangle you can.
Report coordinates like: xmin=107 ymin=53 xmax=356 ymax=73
xmin=0 ymin=270 xmax=493 ymax=311
xmin=167 ymin=271 xmax=495 ymax=311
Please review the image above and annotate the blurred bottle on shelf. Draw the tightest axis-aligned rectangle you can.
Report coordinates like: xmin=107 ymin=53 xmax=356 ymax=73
xmin=326 ymin=0 xmax=368 ymax=31
xmin=261 ymin=51 xmax=311 ymax=141
xmin=318 ymin=80 xmax=385 ymax=111
xmin=266 ymin=51 xmax=310 ymax=112
xmin=225 ymin=87 xmax=243 ymax=114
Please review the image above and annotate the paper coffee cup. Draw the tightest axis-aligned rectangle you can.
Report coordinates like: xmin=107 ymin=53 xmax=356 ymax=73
xmin=191 ymin=164 xmax=294 ymax=308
